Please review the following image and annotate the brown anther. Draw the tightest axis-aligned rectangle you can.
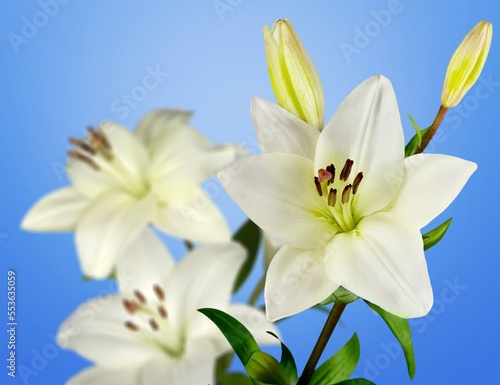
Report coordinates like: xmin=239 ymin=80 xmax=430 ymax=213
xmin=153 ymin=284 xmax=165 ymax=301
xmin=68 ymin=150 xmax=100 ymax=171
xmin=69 ymin=137 xmax=96 ymax=155
xmin=328 ymin=188 xmax=337 ymax=207
xmin=125 ymin=321 xmax=139 ymax=331
xmin=340 ymin=159 xmax=354 ymax=181
xmin=87 ymin=127 xmax=113 ymax=160
xmin=158 ymin=305 xmax=168 ymax=319
xmin=341 ymin=184 xmax=352 ymax=204
xmin=122 ymin=299 xmax=140 ymax=314
xmin=149 ymin=318 xmax=159 ymax=331
xmin=326 ymin=164 xmax=335 ymax=184
xmin=133 ymin=290 xmax=147 ymax=304
xmin=352 ymin=172 xmax=364 ymax=195
xmin=314 ymin=177 xmax=323 ymax=197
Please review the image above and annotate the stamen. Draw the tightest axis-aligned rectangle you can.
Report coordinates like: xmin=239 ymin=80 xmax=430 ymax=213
xmin=153 ymin=284 xmax=165 ymax=301
xmin=314 ymin=177 xmax=323 ymax=197
xmin=318 ymin=169 xmax=333 ymax=183
xmin=133 ymin=290 xmax=147 ymax=304
xmin=125 ymin=321 xmax=139 ymax=331
xmin=340 ymin=159 xmax=354 ymax=181
xmin=68 ymin=150 xmax=100 ymax=171
xmin=87 ymin=127 xmax=113 ymax=160
xmin=158 ymin=305 xmax=168 ymax=319
xmin=328 ymin=188 xmax=337 ymax=207
xmin=122 ymin=299 xmax=140 ymax=314
xmin=326 ymin=164 xmax=335 ymax=184
xmin=341 ymin=184 xmax=352 ymax=204
xmin=352 ymin=172 xmax=364 ymax=195
xmin=149 ymin=318 xmax=159 ymax=331
xmin=69 ymin=137 xmax=96 ymax=155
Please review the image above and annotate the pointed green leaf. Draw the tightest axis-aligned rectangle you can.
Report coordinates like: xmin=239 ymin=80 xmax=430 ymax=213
xmin=407 ymin=113 xmax=422 ymax=142
xmin=405 ymin=125 xmax=430 ymax=158
xmin=218 ymin=372 xmax=254 ymax=385
xmin=365 ymin=302 xmax=416 ymax=379
xmin=309 ymin=333 xmax=360 ymax=385
xmin=334 ymin=379 xmax=377 ymax=385
xmin=245 ymin=350 xmax=290 ymax=385
xmin=423 ymin=218 xmax=452 ymax=251
xmin=267 ymin=331 xmax=298 ymax=383
xmin=198 ymin=308 xmax=260 ymax=365
xmin=233 ymin=219 xmax=262 ymax=293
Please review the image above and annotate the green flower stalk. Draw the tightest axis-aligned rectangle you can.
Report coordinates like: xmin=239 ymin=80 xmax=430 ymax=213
xmin=264 ymin=18 xmax=325 ymax=131
xmin=441 ymin=20 xmax=493 ymax=108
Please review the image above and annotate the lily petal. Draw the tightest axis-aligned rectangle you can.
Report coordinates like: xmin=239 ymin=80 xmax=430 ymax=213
xmin=327 ymin=212 xmax=433 ymax=318
xmin=220 ymin=153 xmax=337 ymax=249
xmin=67 ymin=366 xmax=140 ymax=385
xmin=265 ymin=246 xmax=339 ymax=322
xmin=58 ymin=296 xmax=157 ymax=366
xmin=387 ymin=153 xmax=477 ymax=228
xmin=251 ymin=97 xmax=319 ymax=159
xmin=21 ymin=187 xmax=88 ymax=232
xmin=315 ymin=75 xmax=404 ymax=216
xmin=76 ymin=190 xmax=154 ymax=278
xmin=154 ymin=187 xmax=230 ymax=243
xmin=67 ymin=160 xmax=117 ymax=199
xmin=135 ymin=108 xmax=194 ymax=146
xmin=116 ymin=228 xmax=175 ymax=296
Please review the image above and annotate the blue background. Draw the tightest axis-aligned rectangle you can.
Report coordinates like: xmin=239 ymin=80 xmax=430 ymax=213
xmin=1 ymin=1 xmax=499 ymax=384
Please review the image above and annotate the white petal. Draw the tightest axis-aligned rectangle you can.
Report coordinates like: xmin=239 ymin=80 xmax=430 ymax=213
xmin=219 ymin=153 xmax=337 ymax=249
xmin=165 ymin=243 xmax=245 ymax=334
xmin=67 ymin=159 xmax=117 ymax=199
xmin=141 ymin=339 xmax=216 ymax=385
xmin=58 ymin=296 xmax=156 ymax=366
xmin=135 ymin=108 xmax=193 ymax=147
xmin=21 ymin=187 xmax=88 ymax=231
xmin=251 ymin=97 xmax=319 ymax=159
xmin=387 ymin=154 xmax=477 ymax=228
xmin=76 ymin=191 xmax=154 ymax=278
xmin=264 ymin=246 xmax=339 ymax=322
xmin=116 ymin=228 xmax=175 ymax=296
xmin=67 ymin=366 xmax=140 ymax=385
xmin=154 ymin=187 xmax=230 ymax=243
xmin=315 ymin=76 xmax=404 ymax=216
xmin=327 ymin=212 xmax=433 ymax=318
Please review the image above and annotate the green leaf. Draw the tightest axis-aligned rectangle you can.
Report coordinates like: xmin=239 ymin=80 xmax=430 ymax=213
xmin=318 ymin=286 xmax=359 ymax=306
xmin=423 ymin=218 xmax=452 ymax=251
xmin=233 ymin=219 xmax=262 ymax=293
xmin=365 ymin=302 xmax=416 ymax=379
xmin=405 ymin=125 xmax=430 ymax=157
xmin=218 ymin=372 xmax=254 ymax=385
xmin=198 ymin=308 xmax=259 ymax=365
xmin=334 ymin=379 xmax=377 ymax=385
xmin=267 ymin=331 xmax=298 ymax=383
xmin=309 ymin=333 xmax=360 ymax=385
xmin=245 ymin=350 xmax=290 ymax=385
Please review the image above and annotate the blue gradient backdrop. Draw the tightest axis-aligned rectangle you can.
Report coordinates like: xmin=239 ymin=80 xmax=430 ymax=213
xmin=1 ymin=1 xmax=499 ymax=384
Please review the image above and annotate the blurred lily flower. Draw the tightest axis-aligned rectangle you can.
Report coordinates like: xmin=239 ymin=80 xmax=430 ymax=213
xmin=264 ymin=18 xmax=324 ymax=131
xmin=57 ymin=231 xmax=278 ymax=385
xmin=22 ymin=110 xmax=240 ymax=278
xmin=441 ymin=20 xmax=493 ymax=108
xmin=220 ymin=76 xmax=476 ymax=321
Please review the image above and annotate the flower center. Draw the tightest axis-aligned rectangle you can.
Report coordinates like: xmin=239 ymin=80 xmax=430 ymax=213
xmin=122 ymin=284 xmax=185 ymax=358
xmin=68 ymin=127 xmax=148 ymax=197
xmin=314 ymin=159 xmax=364 ymax=232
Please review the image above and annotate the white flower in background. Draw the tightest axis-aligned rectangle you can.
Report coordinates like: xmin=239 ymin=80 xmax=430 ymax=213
xmin=220 ymin=76 xmax=477 ymax=321
xmin=21 ymin=110 xmax=240 ymax=278
xmin=58 ymin=230 xmax=278 ymax=385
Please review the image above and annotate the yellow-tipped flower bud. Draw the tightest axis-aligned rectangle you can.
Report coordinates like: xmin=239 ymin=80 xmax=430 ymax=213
xmin=264 ymin=18 xmax=324 ymax=131
xmin=441 ymin=20 xmax=493 ymax=108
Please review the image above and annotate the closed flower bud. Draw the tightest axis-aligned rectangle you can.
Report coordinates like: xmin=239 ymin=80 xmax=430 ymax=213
xmin=264 ymin=18 xmax=325 ymax=131
xmin=441 ymin=20 xmax=493 ymax=108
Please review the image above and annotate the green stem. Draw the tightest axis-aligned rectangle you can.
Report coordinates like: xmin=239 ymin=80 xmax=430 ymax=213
xmin=414 ymin=105 xmax=449 ymax=154
xmin=248 ymin=274 xmax=266 ymax=306
xmin=297 ymin=302 xmax=347 ymax=385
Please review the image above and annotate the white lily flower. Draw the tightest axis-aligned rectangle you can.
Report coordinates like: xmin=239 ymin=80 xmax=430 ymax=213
xmin=57 ymin=230 xmax=278 ymax=385
xmin=21 ymin=110 xmax=240 ymax=278
xmin=220 ymin=76 xmax=477 ymax=321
